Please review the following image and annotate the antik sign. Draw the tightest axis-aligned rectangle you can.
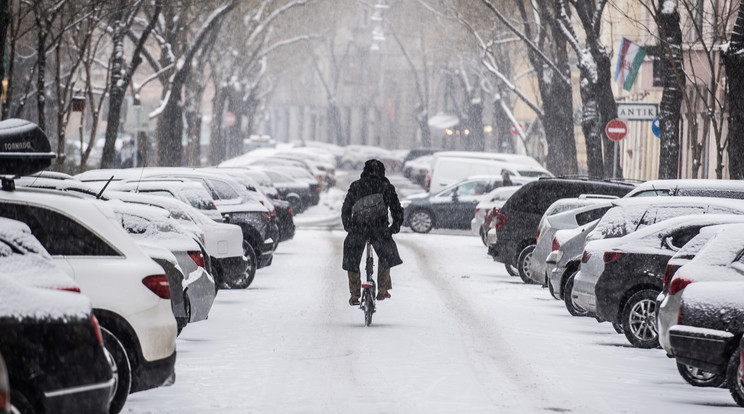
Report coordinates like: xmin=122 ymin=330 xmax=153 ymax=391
xmin=616 ymin=102 xmax=658 ymax=121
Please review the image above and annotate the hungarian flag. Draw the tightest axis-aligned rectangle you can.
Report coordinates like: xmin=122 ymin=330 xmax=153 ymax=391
xmin=614 ymin=37 xmax=646 ymax=91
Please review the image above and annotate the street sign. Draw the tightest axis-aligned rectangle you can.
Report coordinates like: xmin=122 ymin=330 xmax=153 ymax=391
xmin=510 ymin=122 xmax=524 ymax=136
xmin=617 ymin=102 xmax=658 ymax=121
xmin=225 ymin=112 xmax=236 ymax=127
xmin=605 ymin=119 xmax=628 ymax=142
xmin=651 ymin=116 xmax=660 ymax=138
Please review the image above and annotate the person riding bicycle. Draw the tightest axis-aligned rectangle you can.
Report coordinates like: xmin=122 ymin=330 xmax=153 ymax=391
xmin=342 ymin=159 xmax=403 ymax=306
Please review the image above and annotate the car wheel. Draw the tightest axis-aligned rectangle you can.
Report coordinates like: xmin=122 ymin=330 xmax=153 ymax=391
xmin=728 ymin=349 xmax=744 ymax=406
xmin=677 ymin=362 xmax=726 ymax=388
xmin=101 ymin=327 xmax=131 ymax=414
xmin=229 ymin=241 xmax=257 ymax=289
xmin=10 ymin=389 xmax=35 ymax=414
xmin=505 ymin=263 xmax=518 ymax=277
xmin=517 ymin=244 xmax=536 ymax=284
xmin=563 ymin=272 xmax=588 ymax=317
xmin=409 ymin=210 xmax=433 ymax=233
xmin=621 ymin=289 xmax=660 ymax=348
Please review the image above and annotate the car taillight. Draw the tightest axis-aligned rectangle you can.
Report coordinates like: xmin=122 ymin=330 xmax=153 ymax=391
xmin=57 ymin=286 xmax=81 ymax=293
xmin=188 ymin=250 xmax=206 ymax=268
xmin=494 ymin=212 xmax=507 ymax=231
xmin=581 ymin=250 xmax=591 ymax=263
xmin=475 ymin=207 xmax=481 ymax=214
xmin=91 ymin=315 xmax=103 ymax=345
xmin=603 ymin=251 xmax=625 ymax=264
xmin=663 ymin=264 xmax=682 ymax=288
xmin=262 ymin=211 xmax=271 ymax=221
xmin=275 ymin=193 xmax=280 ymax=200
xmin=142 ymin=274 xmax=170 ymax=299
xmin=315 ymin=186 xmax=321 ymax=194
xmin=271 ymin=209 xmax=276 ymax=217
xmin=536 ymin=230 xmax=541 ymax=242
xmin=552 ymin=237 xmax=560 ymax=252
xmin=669 ymin=277 xmax=693 ymax=296
xmin=288 ymin=207 xmax=294 ymax=216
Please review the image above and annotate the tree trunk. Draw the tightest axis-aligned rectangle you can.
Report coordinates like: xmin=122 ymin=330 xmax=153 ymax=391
xmin=493 ymin=93 xmax=513 ymax=153
xmin=35 ymin=29 xmax=47 ymax=132
xmin=722 ymin=2 xmax=744 ymax=179
xmin=208 ymin=85 xmax=228 ymax=165
xmin=593 ymin=50 xmax=621 ymax=178
xmin=465 ymin=99 xmax=485 ymax=151
xmin=657 ymin=3 xmax=684 ymax=179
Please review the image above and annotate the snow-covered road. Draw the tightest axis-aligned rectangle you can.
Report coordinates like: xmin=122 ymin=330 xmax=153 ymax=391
xmin=124 ymin=175 xmax=740 ymax=413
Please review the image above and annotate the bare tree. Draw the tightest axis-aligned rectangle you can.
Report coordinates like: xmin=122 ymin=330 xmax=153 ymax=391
xmin=722 ymin=1 xmax=744 ymax=179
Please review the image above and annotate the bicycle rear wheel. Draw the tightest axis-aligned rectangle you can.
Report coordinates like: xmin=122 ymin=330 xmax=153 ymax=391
xmin=362 ymin=290 xmax=374 ymax=326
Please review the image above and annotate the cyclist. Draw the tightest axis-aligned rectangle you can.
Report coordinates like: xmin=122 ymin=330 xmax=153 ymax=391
xmin=342 ymin=159 xmax=403 ymax=306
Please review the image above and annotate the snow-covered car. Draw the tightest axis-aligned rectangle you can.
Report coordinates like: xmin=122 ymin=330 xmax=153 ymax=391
xmin=339 ymin=145 xmax=397 ymax=170
xmin=0 ymin=187 xmax=177 ymax=413
xmin=110 ymin=201 xmax=216 ymax=329
xmin=403 ymin=154 xmax=434 ymax=187
xmin=527 ymin=200 xmax=613 ymax=284
xmin=471 ymin=185 xmax=522 ymax=245
xmin=0 ymin=217 xmax=114 ymax=414
xmin=106 ymin=190 xmax=249 ymax=289
xmin=572 ymin=197 xmax=744 ymax=323
xmin=658 ymin=223 xmax=744 ymax=360
xmin=625 ymin=178 xmax=744 ymax=199
xmin=547 ymin=219 xmax=600 ymax=303
xmin=76 ymin=169 xmax=225 ymax=222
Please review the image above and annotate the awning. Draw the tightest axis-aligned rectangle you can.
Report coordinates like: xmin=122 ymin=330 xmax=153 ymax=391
xmin=427 ymin=113 xmax=459 ymax=129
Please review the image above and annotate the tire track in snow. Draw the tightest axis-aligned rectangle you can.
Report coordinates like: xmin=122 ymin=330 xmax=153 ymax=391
xmin=395 ymin=235 xmax=576 ymax=413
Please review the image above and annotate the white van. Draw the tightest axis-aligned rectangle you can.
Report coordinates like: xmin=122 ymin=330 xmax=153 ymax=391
xmin=427 ymin=155 xmax=552 ymax=193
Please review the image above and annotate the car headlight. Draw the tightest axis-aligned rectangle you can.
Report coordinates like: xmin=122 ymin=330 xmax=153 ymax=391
xmin=401 ymin=199 xmax=412 ymax=209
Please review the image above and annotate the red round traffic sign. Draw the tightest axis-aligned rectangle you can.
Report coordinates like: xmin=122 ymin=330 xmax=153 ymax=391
xmin=605 ymin=118 xmax=628 ymax=142
xmin=510 ymin=122 xmax=524 ymax=136
xmin=225 ymin=112 xmax=236 ymax=127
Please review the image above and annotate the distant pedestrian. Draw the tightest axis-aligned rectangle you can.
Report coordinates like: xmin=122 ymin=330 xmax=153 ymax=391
xmin=502 ymin=170 xmax=513 ymax=187
xmin=119 ymin=138 xmax=135 ymax=168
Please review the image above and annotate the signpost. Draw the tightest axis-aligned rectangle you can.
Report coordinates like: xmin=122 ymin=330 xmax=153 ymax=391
xmin=605 ymin=119 xmax=627 ymax=179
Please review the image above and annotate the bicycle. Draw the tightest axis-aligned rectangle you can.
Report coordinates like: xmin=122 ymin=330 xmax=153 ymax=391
xmin=359 ymin=241 xmax=376 ymax=326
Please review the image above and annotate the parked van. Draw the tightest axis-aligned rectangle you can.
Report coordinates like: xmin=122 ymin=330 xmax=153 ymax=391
xmin=427 ymin=155 xmax=551 ymax=193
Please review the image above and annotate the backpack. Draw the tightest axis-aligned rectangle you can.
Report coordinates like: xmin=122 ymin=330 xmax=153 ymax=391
xmin=351 ymin=193 xmax=387 ymax=222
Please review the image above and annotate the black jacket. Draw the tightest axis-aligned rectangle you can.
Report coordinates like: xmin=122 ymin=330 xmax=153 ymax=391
xmin=341 ymin=160 xmax=403 ymax=271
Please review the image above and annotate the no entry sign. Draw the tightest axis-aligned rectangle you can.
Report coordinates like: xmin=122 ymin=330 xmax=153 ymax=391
xmin=605 ymin=118 xmax=628 ymax=142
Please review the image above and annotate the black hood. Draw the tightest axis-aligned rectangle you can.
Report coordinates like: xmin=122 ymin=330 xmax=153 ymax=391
xmin=361 ymin=159 xmax=385 ymax=179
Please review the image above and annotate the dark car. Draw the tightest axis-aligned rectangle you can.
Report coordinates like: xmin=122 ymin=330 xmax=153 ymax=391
xmin=669 ymin=281 xmax=744 ymax=403
xmin=591 ymin=215 xmax=744 ymax=348
xmin=489 ymin=177 xmax=636 ymax=274
xmin=402 ymin=176 xmax=503 ymax=233
xmin=0 ymin=218 xmax=114 ymax=414
xmin=257 ymin=168 xmax=313 ymax=213
xmin=403 ymin=148 xmax=444 ymax=164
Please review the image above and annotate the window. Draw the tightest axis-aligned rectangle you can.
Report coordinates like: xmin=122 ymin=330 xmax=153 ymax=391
xmin=665 ymin=227 xmax=703 ymax=250
xmin=576 ymin=206 xmax=611 ymax=226
xmin=631 ymin=189 xmax=673 ymax=197
xmin=0 ymin=203 xmax=119 ymax=256
xmin=206 ymin=179 xmax=240 ymax=200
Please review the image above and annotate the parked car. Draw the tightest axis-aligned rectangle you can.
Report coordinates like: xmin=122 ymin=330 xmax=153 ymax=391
xmin=571 ymin=198 xmax=744 ymax=328
xmin=426 ymin=154 xmax=552 ymax=193
xmin=110 ymin=201 xmax=216 ymax=328
xmin=76 ymin=170 xmax=225 ymax=222
xmin=625 ymin=179 xmax=744 ymax=199
xmin=659 ymin=223 xmax=744 ymax=362
xmin=547 ymin=219 xmax=600 ymax=304
xmin=488 ymin=177 xmax=636 ymax=277
xmin=576 ymin=213 xmax=744 ymax=348
xmin=669 ymin=280 xmax=744 ymax=396
xmin=257 ymin=167 xmax=314 ymax=213
xmin=339 ymin=145 xmax=398 ymax=171
xmin=527 ymin=199 xmax=613 ymax=285
xmin=471 ymin=185 xmax=522 ymax=245
xmin=0 ymin=187 xmax=177 ymax=413
xmin=402 ymin=176 xmax=505 ymax=233
xmin=107 ymin=190 xmax=249 ymax=289
xmin=0 ymin=217 xmax=115 ymax=414
xmin=403 ymin=154 xmax=434 ymax=187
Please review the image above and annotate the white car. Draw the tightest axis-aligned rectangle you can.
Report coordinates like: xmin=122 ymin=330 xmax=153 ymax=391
xmin=470 ymin=185 xmax=521 ymax=245
xmin=109 ymin=200 xmax=216 ymax=328
xmin=107 ymin=190 xmax=247 ymax=290
xmin=0 ymin=187 xmax=177 ymax=413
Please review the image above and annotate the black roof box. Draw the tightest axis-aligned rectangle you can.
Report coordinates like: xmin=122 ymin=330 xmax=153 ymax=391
xmin=0 ymin=119 xmax=56 ymax=176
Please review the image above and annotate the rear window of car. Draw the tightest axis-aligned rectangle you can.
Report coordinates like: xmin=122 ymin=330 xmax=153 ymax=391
xmin=507 ymin=181 xmax=632 ymax=215
xmin=679 ymin=189 xmax=744 ymax=200
xmin=675 ymin=232 xmax=715 ymax=260
xmin=629 ymin=189 xmax=673 ymax=197
xmin=0 ymin=203 xmax=120 ymax=256
xmin=575 ymin=206 xmax=611 ymax=226
xmin=208 ymin=179 xmax=240 ymax=200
